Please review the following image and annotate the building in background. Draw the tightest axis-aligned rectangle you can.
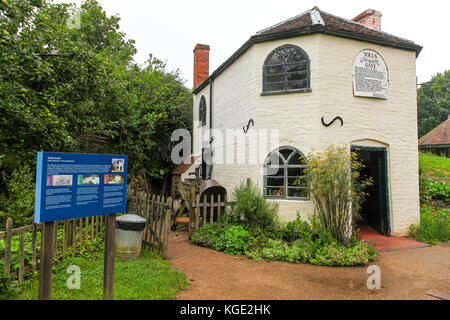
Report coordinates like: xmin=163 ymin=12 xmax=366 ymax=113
xmin=419 ymin=116 xmax=450 ymax=157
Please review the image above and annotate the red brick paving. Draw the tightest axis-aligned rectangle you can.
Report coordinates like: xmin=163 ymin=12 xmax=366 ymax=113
xmin=360 ymin=224 xmax=429 ymax=252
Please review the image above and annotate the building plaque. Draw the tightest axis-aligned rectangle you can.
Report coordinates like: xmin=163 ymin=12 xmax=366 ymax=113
xmin=353 ymin=50 xmax=388 ymax=99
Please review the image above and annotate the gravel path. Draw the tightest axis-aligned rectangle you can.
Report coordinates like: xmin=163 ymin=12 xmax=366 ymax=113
xmin=167 ymin=232 xmax=450 ymax=300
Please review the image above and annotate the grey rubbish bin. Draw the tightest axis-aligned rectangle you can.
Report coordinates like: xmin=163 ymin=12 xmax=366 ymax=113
xmin=115 ymin=214 xmax=146 ymax=260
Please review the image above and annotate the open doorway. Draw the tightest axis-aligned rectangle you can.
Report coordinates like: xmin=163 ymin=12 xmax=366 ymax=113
xmin=352 ymin=146 xmax=391 ymax=235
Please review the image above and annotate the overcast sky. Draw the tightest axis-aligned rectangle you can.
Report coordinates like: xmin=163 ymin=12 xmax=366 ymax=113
xmin=55 ymin=0 xmax=449 ymax=88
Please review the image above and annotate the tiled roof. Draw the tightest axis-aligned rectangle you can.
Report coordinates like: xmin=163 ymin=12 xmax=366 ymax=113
xmin=172 ymin=155 xmax=197 ymax=175
xmin=256 ymin=8 xmax=419 ymax=49
xmin=419 ymin=118 xmax=450 ymax=147
xmin=194 ymin=7 xmax=422 ymax=94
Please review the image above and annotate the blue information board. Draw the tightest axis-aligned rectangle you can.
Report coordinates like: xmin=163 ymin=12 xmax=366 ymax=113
xmin=34 ymin=152 xmax=128 ymax=223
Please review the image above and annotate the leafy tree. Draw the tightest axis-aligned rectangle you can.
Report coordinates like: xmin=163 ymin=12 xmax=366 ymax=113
xmin=417 ymin=70 xmax=449 ymax=138
xmin=0 ymin=0 xmax=192 ymax=225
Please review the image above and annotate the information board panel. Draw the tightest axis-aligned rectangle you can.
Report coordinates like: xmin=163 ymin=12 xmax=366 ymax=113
xmin=35 ymin=152 xmax=128 ymax=223
xmin=353 ymin=49 xmax=389 ymax=99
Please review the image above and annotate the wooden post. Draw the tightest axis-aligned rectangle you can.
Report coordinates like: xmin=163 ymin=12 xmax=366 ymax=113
xmin=189 ymin=184 xmax=195 ymax=236
xmin=4 ymin=218 xmax=12 ymax=279
xmin=18 ymin=229 xmax=25 ymax=282
xmin=39 ymin=221 xmax=55 ymax=300
xmin=162 ymin=197 xmax=172 ymax=257
xmin=202 ymin=197 xmax=207 ymax=227
xmin=91 ymin=216 xmax=95 ymax=240
xmin=152 ymin=196 xmax=160 ymax=248
xmin=217 ymin=194 xmax=222 ymax=221
xmin=103 ymin=214 xmax=116 ymax=300
xmin=84 ymin=217 xmax=89 ymax=244
xmin=195 ymin=194 xmax=200 ymax=232
xmin=31 ymin=222 xmax=37 ymax=272
xmin=149 ymin=194 xmax=156 ymax=247
xmin=72 ymin=219 xmax=77 ymax=255
xmin=210 ymin=194 xmax=214 ymax=225
xmin=158 ymin=197 xmax=165 ymax=253
xmin=62 ymin=220 xmax=67 ymax=257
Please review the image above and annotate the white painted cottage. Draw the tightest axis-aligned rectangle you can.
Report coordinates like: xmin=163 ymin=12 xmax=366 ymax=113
xmin=190 ymin=7 xmax=422 ymax=236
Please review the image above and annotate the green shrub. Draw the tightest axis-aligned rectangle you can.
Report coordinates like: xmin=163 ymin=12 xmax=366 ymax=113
xmin=310 ymin=240 xmax=378 ymax=266
xmin=231 ymin=180 xmax=278 ymax=233
xmin=246 ymin=238 xmax=316 ymax=263
xmin=222 ymin=225 xmax=253 ymax=255
xmin=305 ymin=146 xmax=373 ymax=245
xmin=280 ymin=213 xmax=312 ymax=242
xmin=246 ymin=237 xmax=376 ymax=266
xmin=0 ymin=166 xmax=35 ymax=228
xmin=426 ymin=180 xmax=450 ymax=204
xmin=419 ymin=153 xmax=450 ymax=181
xmin=191 ymin=222 xmax=253 ymax=255
xmin=410 ymin=204 xmax=449 ymax=244
xmin=191 ymin=223 xmax=227 ymax=251
xmin=192 ymin=210 xmax=378 ymax=266
xmin=246 ymin=214 xmax=377 ymax=266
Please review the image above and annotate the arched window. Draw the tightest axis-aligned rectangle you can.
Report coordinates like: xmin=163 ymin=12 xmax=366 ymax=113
xmin=264 ymin=146 xmax=308 ymax=199
xmin=199 ymin=96 xmax=207 ymax=126
xmin=263 ymin=45 xmax=310 ymax=94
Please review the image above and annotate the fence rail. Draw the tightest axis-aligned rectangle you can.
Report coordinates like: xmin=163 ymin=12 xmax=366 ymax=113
xmin=0 ymin=215 xmax=106 ymax=283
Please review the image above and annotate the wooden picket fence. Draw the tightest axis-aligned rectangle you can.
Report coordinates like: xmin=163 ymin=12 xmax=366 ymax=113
xmin=191 ymin=194 xmax=232 ymax=232
xmin=0 ymin=215 xmax=106 ymax=283
xmin=127 ymin=194 xmax=172 ymax=256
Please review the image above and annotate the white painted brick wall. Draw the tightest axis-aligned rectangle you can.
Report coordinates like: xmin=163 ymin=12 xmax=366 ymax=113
xmin=193 ymin=33 xmax=420 ymax=236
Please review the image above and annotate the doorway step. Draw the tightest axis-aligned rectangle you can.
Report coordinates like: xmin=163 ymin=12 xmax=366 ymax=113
xmin=359 ymin=224 xmax=428 ymax=252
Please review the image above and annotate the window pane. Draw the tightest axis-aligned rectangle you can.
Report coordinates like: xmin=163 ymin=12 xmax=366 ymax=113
xmin=199 ymin=97 xmax=207 ymax=126
xmin=288 ymin=152 xmax=307 ymax=165
xmin=267 ymin=187 xmax=286 ymax=197
xmin=279 ymin=149 xmax=293 ymax=161
xmin=264 ymin=82 xmax=284 ymax=92
xmin=287 ymin=188 xmax=308 ymax=198
xmin=266 ymin=65 xmax=284 ymax=74
xmin=287 ymin=63 xmax=307 ymax=73
xmin=287 ymin=80 xmax=307 ymax=90
xmin=286 ymin=48 xmax=306 ymax=62
xmin=267 ymin=177 xmax=284 ymax=187
xmin=265 ymin=166 xmax=284 ymax=176
xmin=288 ymin=166 xmax=306 ymax=177
xmin=268 ymin=52 xmax=284 ymax=65
xmin=265 ymin=152 xmax=284 ymax=166
xmin=266 ymin=74 xmax=285 ymax=85
xmin=288 ymin=176 xmax=307 ymax=187
xmin=287 ymin=71 xmax=307 ymax=81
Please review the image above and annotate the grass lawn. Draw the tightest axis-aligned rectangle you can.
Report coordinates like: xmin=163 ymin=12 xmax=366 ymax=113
xmin=419 ymin=153 xmax=450 ymax=182
xmin=13 ymin=249 xmax=188 ymax=300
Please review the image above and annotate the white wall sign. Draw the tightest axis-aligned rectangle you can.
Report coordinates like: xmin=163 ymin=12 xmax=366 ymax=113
xmin=353 ymin=50 xmax=388 ymax=99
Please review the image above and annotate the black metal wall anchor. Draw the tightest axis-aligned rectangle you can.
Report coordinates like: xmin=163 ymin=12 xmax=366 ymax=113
xmin=243 ymin=119 xmax=255 ymax=133
xmin=321 ymin=116 xmax=344 ymax=127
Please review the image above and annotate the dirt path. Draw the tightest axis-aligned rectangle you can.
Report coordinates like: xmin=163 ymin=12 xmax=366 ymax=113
xmin=167 ymin=232 xmax=450 ymax=300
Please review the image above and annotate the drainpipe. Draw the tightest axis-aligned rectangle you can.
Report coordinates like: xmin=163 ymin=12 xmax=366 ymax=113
xmin=208 ymin=78 xmax=214 ymax=179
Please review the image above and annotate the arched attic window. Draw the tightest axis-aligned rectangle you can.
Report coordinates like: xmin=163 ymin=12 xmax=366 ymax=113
xmin=263 ymin=45 xmax=311 ymax=94
xmin=264 ymin=146 xmax=308 ymax=199
xmin=199 ymin=95 xmax=207 ymax=126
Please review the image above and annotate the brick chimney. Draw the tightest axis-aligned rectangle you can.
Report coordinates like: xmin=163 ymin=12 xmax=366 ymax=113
xmin=193 ymin=44 xmax=210 ymax=91
xmin=352 ymin=9 xmax=382 ymax=30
